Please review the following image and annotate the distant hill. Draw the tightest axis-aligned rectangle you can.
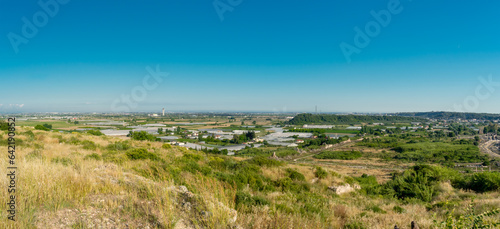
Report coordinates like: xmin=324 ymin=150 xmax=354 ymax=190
xmin=287 ymin=113 xmax=425 ymax=125
xmin=394 ymin=112 xmax=500 ymax=121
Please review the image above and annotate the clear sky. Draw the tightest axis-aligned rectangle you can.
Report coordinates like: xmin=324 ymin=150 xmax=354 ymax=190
xmin=1 ymin=0 xmax=500 ymax=113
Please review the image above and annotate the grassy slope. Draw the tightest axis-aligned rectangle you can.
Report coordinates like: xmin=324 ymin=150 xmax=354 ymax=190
xmin=0 ymin=128 xmax=499 ymax=228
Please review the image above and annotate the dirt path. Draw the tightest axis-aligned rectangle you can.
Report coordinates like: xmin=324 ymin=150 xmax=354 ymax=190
xmin=480 ymin=139 xmax=500 ymax=158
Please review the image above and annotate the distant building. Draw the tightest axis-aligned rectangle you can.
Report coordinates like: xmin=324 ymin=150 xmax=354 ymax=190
xmin=346 ymin=126 xmax=362 ymax=130
xmin=303 ymin=125 xmax=335 ymax=129
xmin=287 ymin=143 xmax=299 ymax=147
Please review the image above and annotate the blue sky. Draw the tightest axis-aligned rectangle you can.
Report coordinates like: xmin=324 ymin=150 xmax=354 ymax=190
xmin=1 ymin=0 xmax=500 ymax=113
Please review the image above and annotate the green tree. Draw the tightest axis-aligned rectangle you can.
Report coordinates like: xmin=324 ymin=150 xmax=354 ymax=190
xmin=0 ymin=120 xmax=8 ymax=131
xmin=245 ymin=131 xmax=256 ymax=140
xmin=35 ymin=125 xmax=50 ymax=131
xmin=127 ymin=131 xmax=158 ymax=141
xmin=87 ymin=130 xmax=104 ymax=136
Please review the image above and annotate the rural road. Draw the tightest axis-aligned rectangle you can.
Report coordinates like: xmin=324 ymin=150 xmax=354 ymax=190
xmin=479 ymin=139 xmax=500 ymax=158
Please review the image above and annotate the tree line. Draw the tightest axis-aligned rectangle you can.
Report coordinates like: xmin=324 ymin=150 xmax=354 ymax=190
xmin=288 ymin=114 xmax=425 ymax=125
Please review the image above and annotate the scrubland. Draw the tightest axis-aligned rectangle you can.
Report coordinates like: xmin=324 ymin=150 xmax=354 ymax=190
xmin=0 ymin=128 xmax=499 ymax=228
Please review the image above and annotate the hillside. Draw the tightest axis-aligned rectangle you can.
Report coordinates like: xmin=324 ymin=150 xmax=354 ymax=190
xmin=1 ymin=127 xmax=499 ymax=228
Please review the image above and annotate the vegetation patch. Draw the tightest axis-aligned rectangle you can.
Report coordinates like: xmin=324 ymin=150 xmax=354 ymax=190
xmin=313 ymin=151 xmax=362 ymax=160
xmin=126 ymin=148 xmax=160 ymax=161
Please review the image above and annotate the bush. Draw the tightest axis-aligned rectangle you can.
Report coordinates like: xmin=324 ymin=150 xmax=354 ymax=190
xmin=23 ymin=130 xmax=35 ymax=139
xmin=235 ymin=191 xmax=269 ymax=210
xmin=106 ymin=141 xmax=131 ymax=151
xmin=81 ymin=140 xmax=97 ymax=150
xmin=128 ymin=131 xmax=158 ymax=141
xmin=435 ymin=201 xmax=500 ymax=228
xmin=0 ymin=120 xmax=8 ymax=130
xmin=182 ymin=153 xmax=203 ymax=162
xmin=247 ymin=156 xmax=283 ymax=167
xmin=161 ymin=143 xmax=172 ymax=149
xmin=285 ymin=168 xmax=306 ymax=181
xmin=313 ymin=151 xmax=362 ymax=160
xmin=275 ymin=148 xmax=299 ymax=157
xmin=454 ymin=172 xmax=500 ymax=193
xmin=276 ymin=177 xmax=310 ymax=193
xmin=87 ymin=130 xmax=104 ymax=136
xmin=26 ymin=150 xmax=44 ymax=161
xmin=314 ymin=166 xmax=328 ymax=179
xmin=84 ymin=153 xmax=102 ymax=160
xmin=51 ymin=157 xmax=73 ymax=166
xmin=355 ymin=174 xmax=380 ymax=195
xmin=393 ymin=205 xmax=406 ymax=213
xmin=344 ymin=220 xmax=367 ymax=229
xmin=366 ymin=205 xmax=386 ymax=214
xmin=35 ymin=125 xmax=50 ymax=131
xmin=384 ymin=165 xmax=450 ymax=202
xmin=126 ymin=148 xmax=160 ymax=161
xmin=102 ymin=151 xmax=128 ymax=164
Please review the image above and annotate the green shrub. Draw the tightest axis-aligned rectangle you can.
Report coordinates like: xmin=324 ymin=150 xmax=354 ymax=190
xmin=275 ymin=149 xmax=299 ymax=157
xmin=182 ymin=160 xmax=212 ymax=176
xmin=435 ymin=201 xmax=500 ymax=228
xmin=314 ymin=166 xmax=328 ymax=179
xmin=355 ymin=174 xmax=381 ymax=195
xmin=344 ymin=176 xmax=355 ymax=185
xmin=67 ymin=136 xmax=81 ymax=145
xmin=454 ymin=172 xmax=500 ymax=193
xmin=51 ymin=157 xmax=73 ymax=166
xmin=161 ymin=143 xmax=172 ymax=149
xmin=126 ymin=148 xmax=160 ymax=161
xmin=208 ymin=156 xmax=237 ymax=171
xmin=235 ymin=191 xmax=269 ymax=210
xmin=84 ymin=153 xmax=102 ymax=160
xmin=313 ymin=151 xmax=362 ymax=160
xmin=182 ymin=153 xmax=203 ymax=162
xmin=385 ymin=165 xmax=444 ymax=202
xmin=285 ymin=168 xmax=306 ymax=181
xmin=87 ymin=130 xmax=104 ymax=136
xmin=276 ymin=177 xmax=310 ymax=193
xmin=247 ymin=156 xmax=283 ymax=167
xmin=127 ymin=131 xmax=158 ymax=141
xmin=366 ymin=205 xmax=386 ymax=214
xmin=23 ymin=130 xmax=35 ymax=139
xmin=106 ymin=141 xmax=131 ymax=151
xmin=102 ymin=151 xmax=128 ymax=164
xmin=35 ymin=125 xmax=50 ymax=131
xmin=393 ymin=205 xmax=406 ymax=213
xmin=344 ymin=220 xmax=366 ymax=229
xmin=81 ymin=140 xmax=97 ymax=150
xmin=26 ymin=150 xmax=44 ymax=161
xmin=0 ymin=121 xmax=8 ymax=130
